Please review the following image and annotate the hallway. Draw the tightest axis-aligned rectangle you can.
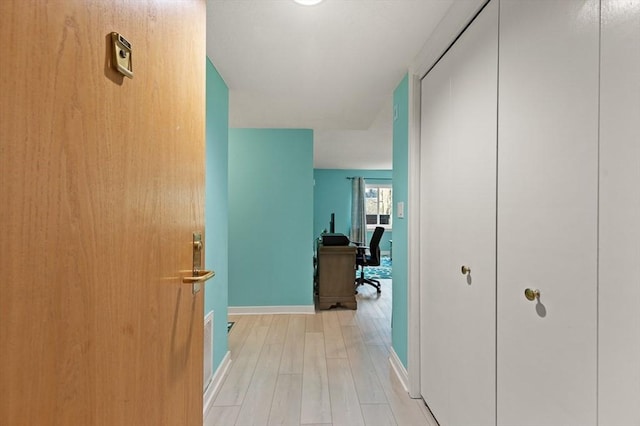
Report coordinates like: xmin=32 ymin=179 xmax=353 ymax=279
xmin=205 ymin=280 xmax=435 ymax=426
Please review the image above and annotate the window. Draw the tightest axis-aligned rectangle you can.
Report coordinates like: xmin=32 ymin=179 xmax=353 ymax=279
xmin=365 ymin=184 xmax=392 ymax=228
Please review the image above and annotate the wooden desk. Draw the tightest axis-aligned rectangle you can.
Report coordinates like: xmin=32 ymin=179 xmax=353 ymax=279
xmin=316 ymin=245 xmax=357 ymax=310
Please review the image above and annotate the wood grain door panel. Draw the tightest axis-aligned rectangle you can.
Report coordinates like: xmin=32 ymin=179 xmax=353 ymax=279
xmin=0 ymin=1 xmax=206 ymax=425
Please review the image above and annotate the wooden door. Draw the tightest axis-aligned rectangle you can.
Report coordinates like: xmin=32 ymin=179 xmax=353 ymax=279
xmin=419 ymin=2 xmax=498 ymax=424
xmin=497 ymin=1 xmax=599 ymax=425
xmin=599 ymin=0 xmax=640 ymax=423
xmin=0 ymin=1 xmax=206 ymax=425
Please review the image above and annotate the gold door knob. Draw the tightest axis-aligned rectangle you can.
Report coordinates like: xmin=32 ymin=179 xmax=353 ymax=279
xmin=461 ymin=265 xmax=471 ymax=275
xmin=524 ymin=288 xmax=540 ymax=301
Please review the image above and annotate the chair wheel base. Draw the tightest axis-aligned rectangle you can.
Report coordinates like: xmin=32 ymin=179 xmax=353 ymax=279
xmin=355 ymin=277 xmax=382 ymax=294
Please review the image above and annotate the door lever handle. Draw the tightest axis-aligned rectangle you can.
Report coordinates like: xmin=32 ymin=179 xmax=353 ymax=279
xmin=182 ymin=269 xmax=215 ymax=283
xmin=182 ymin=269 xmax=215 ymax=295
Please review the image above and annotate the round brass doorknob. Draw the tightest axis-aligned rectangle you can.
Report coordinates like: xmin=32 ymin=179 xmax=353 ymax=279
xmin=461 ymin=265 xmax=471 ymax=275
xmin=524 ymin=288 xmax=540 ymax=301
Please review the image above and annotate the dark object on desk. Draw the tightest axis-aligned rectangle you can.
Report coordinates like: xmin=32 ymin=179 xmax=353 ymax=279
xmin=322 ymin=233 xmax=349 ymax=246
xmin=355 ymin=226 xmax=385 ymax=294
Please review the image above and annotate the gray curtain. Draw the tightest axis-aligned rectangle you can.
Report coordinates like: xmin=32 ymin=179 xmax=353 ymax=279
xmin=350 ymin=177 xmax=367 ymax=244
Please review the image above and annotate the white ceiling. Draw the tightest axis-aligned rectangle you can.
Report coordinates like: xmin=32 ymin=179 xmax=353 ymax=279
xmin=206 ymin=0 xmax=455 ymax=169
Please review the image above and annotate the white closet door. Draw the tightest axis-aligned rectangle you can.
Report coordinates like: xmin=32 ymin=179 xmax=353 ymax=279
xmin=419 ymin=2 xmax=498 ymax=425
xmin=497 ymin=1 xmax=599 ymax=425
xmin=599 ymin=1 xmax=640 ymax=423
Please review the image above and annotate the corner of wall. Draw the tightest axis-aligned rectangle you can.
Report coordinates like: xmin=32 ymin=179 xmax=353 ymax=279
xmin=392 ymin=74 xmax=410 ymax=370
xmin=205 ymin=58 xmax=230 ymax=373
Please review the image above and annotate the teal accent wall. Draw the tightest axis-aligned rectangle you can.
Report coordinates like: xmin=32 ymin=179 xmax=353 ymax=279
xmin=205 ymin=58 xmax=229 ymax=370
xmin=392 ymin=74 xmax=409 ymax=368
xmin=313 ymin=169 xmax=392 ymax=252
xmin=229 ymin=129 xmax=314 ymax=307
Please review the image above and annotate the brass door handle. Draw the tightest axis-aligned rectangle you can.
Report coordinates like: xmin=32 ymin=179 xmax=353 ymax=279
xmin=524 ymin=288 xmax=540 ymax=301
xmin=461 ymin=265 xmax=471 ymax=275
xmin=183 ymin=269 xmax=215 ymax=283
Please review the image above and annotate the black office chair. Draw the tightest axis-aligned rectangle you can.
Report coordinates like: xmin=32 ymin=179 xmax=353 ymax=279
xmin=355 ymin=226 xmax=385 ymax=294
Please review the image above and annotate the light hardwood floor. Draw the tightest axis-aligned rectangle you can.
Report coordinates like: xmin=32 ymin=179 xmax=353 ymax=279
xmin=205 ymin=280 xmax=437 ymax=426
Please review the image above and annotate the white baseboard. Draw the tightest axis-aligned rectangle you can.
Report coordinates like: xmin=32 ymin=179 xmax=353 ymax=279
xmin=389 ymin=347 xmax=409 ymax=393
xmin=390 ymin=350 xmax=436 ymax=424
xmin=228 ymin=305 xmax=315 ymax=315
xmin=203 ymin=351 xmax=231 ymax=419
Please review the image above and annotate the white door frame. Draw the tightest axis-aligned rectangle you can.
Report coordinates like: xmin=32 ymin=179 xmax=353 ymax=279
xmin=406 ymin=71 xmax=422 ymax=398
xmin=405 ymin=0 xmax=489 ymax=399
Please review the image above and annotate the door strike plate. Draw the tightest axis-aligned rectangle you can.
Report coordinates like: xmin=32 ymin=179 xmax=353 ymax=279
xmin=111 ymin=32 xmax=133 ymax=79
xmin=192 ymin=232 xmax=202 ymax=294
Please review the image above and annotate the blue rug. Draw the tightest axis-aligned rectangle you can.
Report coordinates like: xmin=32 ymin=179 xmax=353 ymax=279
xmin=356 ymin=256 xmax=392 ymax=279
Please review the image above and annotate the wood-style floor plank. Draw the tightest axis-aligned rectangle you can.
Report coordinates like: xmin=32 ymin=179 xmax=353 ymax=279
xmin=336 ymin=309 xmax=357 ymax=327
xmin=322 ymin=310 xmax=347 ymax=359
xmin=227 ymin=314 xmax=256 ymax=354
xmin=367 ymin=344 xmax=434 ymax=426
xmin=265 ymin=314 xmax=289 ymax=345
xmin=211 ymin=279 xmax=438 ymax=426
xmin=257 ymin=314 xmax=275 ymax=327
xmin=341 ymin=325 xmax=387 ymax=404
xmin=213 ymin=324 xmax=270 ymax=406
xmin=327 ymin=358 xmax=365 ymax=426
xmin=300 ymin=332 xmax=332 ymax=424
xmin=370 ymin=317 xmax=392 ymax=347
xmin=306 ymin=313 xmax=324 ymax=333
xmin=267 ymin=374 xmax=303 ymax=426
xmin=234 ymin=342 xmax=283 ymax=425
xmin=279 ymin=314 xmax=306 ymax=375
xmin=204 ymin=406 xmax=240 ymax=426
xmin=356 ymin=313 xmax=386 ymax=346
xmin=361 ymin=403 xmax=398 ymax=426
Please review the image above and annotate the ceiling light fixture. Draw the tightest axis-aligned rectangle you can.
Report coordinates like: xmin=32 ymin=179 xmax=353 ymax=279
xmin=294 ymin=0 xmax=324 ymax=5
